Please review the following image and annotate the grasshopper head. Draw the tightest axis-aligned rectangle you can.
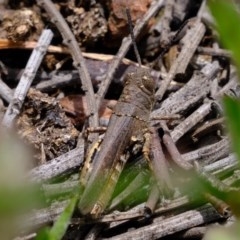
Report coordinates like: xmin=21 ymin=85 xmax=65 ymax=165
xmin=131 ymin=68 xmax=156 ymax=96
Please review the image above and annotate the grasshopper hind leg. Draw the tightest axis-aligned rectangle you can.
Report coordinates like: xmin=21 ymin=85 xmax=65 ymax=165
xmin=79 ymin=138 xmax=103 ymax=187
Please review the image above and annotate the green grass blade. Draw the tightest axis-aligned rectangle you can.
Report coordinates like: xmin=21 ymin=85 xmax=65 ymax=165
xmin=208 ymin=0 xmax=240 ymax=70
xmin=49 ymin=194 xmax=79 ymax=240
xmin=37 ymin=192 xmax=79 ymax=240
xmin=223 ymin=97 xmax=240 ymax=164
xmin=36 ymin=228 xmax=51 ymax=240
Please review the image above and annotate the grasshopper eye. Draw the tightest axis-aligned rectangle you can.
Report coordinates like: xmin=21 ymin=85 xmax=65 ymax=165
xmin=142 ymin=75 xmax=155 ymax=93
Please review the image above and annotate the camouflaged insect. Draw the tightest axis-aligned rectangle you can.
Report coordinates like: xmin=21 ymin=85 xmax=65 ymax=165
xmin=78 ymin=68 xmax=155 ymax=217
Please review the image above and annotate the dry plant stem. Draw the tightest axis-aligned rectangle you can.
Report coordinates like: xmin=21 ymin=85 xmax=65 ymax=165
xmin=195 ymin=163 xmax=235 ymax=193
xmin=155 ymin=19 xmax=206 ymax=101
xmin=36 ymin=0 xmax=99 ymax=134
xmin=150 ymin=126 xmax=173 ymax=190
xmin=214 ymin=163 xmax=239 ymax=180
xmin=160 ymin=121 xmax=193 ymax=170
xmin=2 ymin=29 xmax=53 ymax=128
xmin=0 ymin=76 xmax=13 ymax=103
xmin=174 ymin=226 xmax=207 ymax=239
xmin=183 ymin=138 xmax=230 ymax=163
xmin=144 ymin=184 xmax=160 ymax=215
xmin=191 ymin=117 xmax=224 ymax=142
xmin=24 ymin=194 xmax=204 ymax=229
xmin=105 ymin=205 xmax=222 ymax=240
xmin=210 ymin=77 xmax=220 ymax=102
xmin=204 ymin=193 xmax=231 ymax=217
xmin=152 ymin=0 xmax=173 ymax=36
xmin=13 ymin=233 xmax=37 ymax=240
xmin=34 ymin=66 xmax=162 ymax=93
xmin=35 ymin=72 xmax=78 ymax=92
xmin=22 ymin=193 xmax=201 ymax=230
xmin=96 ymin=0 xmax=165 ymax=108
xmin=21 ymin=200 xmax=68 ymax=230
xmin=197 ymin=46 xmax=231 ymax=58
xmin=204 ymin=154 xmax=237 ymax=173
xmin=197 ymin=0 xmax=206 ymax=18
xmin=170 ymin=71 xmax=240 ymax=142
xmin=84 ymin=196 xmax=190 ymax=224
xmin=172 ymin=0 xmax=189 ymax=23
xmin=152 ymin=61 xmax=220 ymax=118
xmin=201 ymin=3 xmax=215 ymax=27
xmin=29 ymin=147 xmax=83 ymax=183
xmin=217 ymin=73 xmax=240 ymax=98
xmin=171 ymin=101 xmax=213 ymax=142
xmin=158 ymin=0 xmax=174 ymax=46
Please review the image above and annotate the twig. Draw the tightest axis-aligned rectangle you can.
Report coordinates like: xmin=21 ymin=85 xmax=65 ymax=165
xmin=194 ymin=162 xmax=236 ymax=193
xmin=171 ymin=0 xmax=190 ymax=23
xmin=197 ymin=0 xmax=207 ymax=19
xmin=0 ymin=76 xmax=13 ymax=103
xmin=144 ymin=184 xmax=160 ymax=216
xmin=36 ymin=0 xmax=99 ymax=137
xmin=29 ymin=147 xmax=83 ymax=183
xmin=171 ymin=101 xmax=213 ymax=142
xmin=155 ymin=19 xmax=206 ymax=101
xmin=172 ymin=226 xmax=207 ymax=239
xmin=2 ymin=29 xmax=53 ymax=128
xmin=104 ymin=205 xmax=223 ymax=240
xmin=182 ymin=138 xmax=230 ymax=164
xmin=150 ymin=126 xmax=173 ymax=191
xmin=158 ymin=0 xmax=174 ymax=47
xmin=13 ymin=233 xmax=37 ymax=240
xmin=160 ymin=121 xmax=193 ymax=170
xmin=72 ymin=196 xmax=191 ymax=225
xmin=203 ymin=154 xmax=237 ymax=173
xmin=96 ymin=0 xmax=165 ymax=108
xmin=197 ymin=46 xmax=231 ymax=58
xmin=204 ymin=193 xmax=231 ymax=217
xmin=191 ymin=117 xmax=224 ymax=142
xmin=21 ymin=200 xmax=68 ymax=230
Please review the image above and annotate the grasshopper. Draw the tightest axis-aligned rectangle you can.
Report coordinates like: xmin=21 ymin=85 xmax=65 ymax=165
xmin=78 ymin=9 xmax=156 ymax=217
xmin=78 ymin=67 xmax=155 ymax=217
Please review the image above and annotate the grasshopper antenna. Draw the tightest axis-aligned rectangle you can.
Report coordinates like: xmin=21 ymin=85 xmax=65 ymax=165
xmin=126 ymin=8 xmax=142 ymax=67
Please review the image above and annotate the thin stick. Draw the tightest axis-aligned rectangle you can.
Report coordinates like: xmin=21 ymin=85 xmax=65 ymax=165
xmin=126 ymin=8 xmax=142 ymax=66
xmin=29 ymin=147 xmax=83 ymax=183
xmin=160 ymin=121 xmax=193 ymax=170
xmin=2 ymin=29 xmax=53 ymax=128
xmin=0 ymin=76 xmax=13 ymax=103
xmin=105 ymin=205 xmax=222 ymax=240
xmin=36 ymin=0 xmax=99 ymax=139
